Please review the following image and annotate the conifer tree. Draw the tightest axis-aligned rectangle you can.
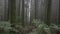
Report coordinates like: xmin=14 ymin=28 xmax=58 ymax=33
xmin=45 ymin=0 xmax=52 ymax=25
xmin=8 ymin=0 xmax=16 ymax=27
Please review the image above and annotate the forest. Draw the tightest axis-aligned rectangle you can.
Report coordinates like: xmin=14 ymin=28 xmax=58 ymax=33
xmin=0 ymin=0 xmax=60 ymax=34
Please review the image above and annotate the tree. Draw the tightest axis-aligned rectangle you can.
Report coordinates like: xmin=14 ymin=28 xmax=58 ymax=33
xmin=21 ymin=0 xmax=24 ymax=26
xmin=8 ymin=0 xmax=17 ymax=34
xmin=58 ymin=0 xmax=60 ymax=25
xmin=35 ymin=0 xmax=37 ymax=19
xmin=4 ymin=0 xmax=7 ymax=21
xmin=45 ymin=0 xmax=52 ymax=25
xmin=7 ymin=0 xmax=11 ymax=21
xmin=8 ymin=0 xmax=16 ymax=27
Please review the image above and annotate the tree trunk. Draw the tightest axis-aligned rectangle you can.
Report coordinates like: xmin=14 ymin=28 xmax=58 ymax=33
xmin=8 ymin=0 xmax=16 ymax=27
xmin=7 ymin=0 xmax=10 ymax=21
xmin=58 ymin=0 xmax=60 ymax=25
xmin=35 ymin=0 xmax=37 ymax=19
xmin=21 ymin=0 xmax=24 ymax=26
xmin=45 ymin=0 xmax=52 ymax=25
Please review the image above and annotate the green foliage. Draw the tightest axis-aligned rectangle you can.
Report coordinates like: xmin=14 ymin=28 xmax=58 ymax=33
xmin=0 ymin=21 xmax=20 ymax=34
xmin=29 ymin=19 xmax=60 ymax=34
xmin=0 ymin=22 xmax=11 ymax=30
xmin=0 ymin=19 xmax=60 ymax=34
xmin=0 ymin=21 xmax=12 ymax=34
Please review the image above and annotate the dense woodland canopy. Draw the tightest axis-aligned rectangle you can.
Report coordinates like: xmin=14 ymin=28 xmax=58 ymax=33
xmin=0 ymin=0 xmax=60 ymax=34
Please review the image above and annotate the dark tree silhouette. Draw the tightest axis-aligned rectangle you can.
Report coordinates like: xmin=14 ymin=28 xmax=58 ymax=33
xmin=21 ymin=0 xmax=24 ymax=26
xmin=45 ymin=0 xmax=52 ymax=25
xmin=58 ymin=0 xmax=60 ymax=25
xmin=8 ymin=0 xmax=16 ymax=27
xmin=7 ymin=0 xmax=11 ymax=21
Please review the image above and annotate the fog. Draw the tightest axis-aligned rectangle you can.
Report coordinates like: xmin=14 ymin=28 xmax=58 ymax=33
xmin=0 ymin=0 xmax=59 ymax=24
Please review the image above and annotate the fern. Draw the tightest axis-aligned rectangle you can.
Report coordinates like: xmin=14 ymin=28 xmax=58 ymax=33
xmin=0 ymin=21 xmax=12 ymax=34
xmin=29 ymin=19 xmax=60 ymax=34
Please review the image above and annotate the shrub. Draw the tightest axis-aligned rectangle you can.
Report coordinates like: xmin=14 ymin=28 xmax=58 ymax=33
xmin=0 ymin=21 xmax=12 ymax=34
xmin=29 ymin=19 xmax=60 ymax=34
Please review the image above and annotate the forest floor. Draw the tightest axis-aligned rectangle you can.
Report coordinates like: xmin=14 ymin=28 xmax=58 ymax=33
xmin=0 ymin=21 xmax=36 ymax=34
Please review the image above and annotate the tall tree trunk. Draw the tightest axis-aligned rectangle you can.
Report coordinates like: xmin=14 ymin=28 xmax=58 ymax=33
xmin=8 ymin=0 xmax=11 ymax=21
xmin=8 ymin=0 xmax=16 ymax=33
xmin=35 ymin=0 xmax=37 ymax=19
xmin=17 ymin=0 xmax=20 ymax=23
xmin=18 ymin=0 xmax=20 ymax=16
xmin=28 ymin=0 xmax=31 ymax=24
xmin=45 ymin=0 xmax=52 ymax=25
xmin=8 ymin=0 xmax=16 ymax=27
xmin=21 ymin=0 xmax=24 ymax=26
xmin=58 ymin=0 xmax=60 ymax=25
xmin=7 ymin=2 xmax=9 ymax=21
xmin=4 ymin=0 xmax=6 ymax=21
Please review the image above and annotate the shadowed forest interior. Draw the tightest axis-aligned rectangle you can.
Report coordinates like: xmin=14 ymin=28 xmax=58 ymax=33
xmin=0 ymin=0 xmax=60 ymax=34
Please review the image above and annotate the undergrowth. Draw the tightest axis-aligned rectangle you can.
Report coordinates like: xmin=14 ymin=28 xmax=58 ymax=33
xmin=0 ymin=19 xmax=60 ymax=34
xmin=29 ymin=19 xmax=60 ymax=34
